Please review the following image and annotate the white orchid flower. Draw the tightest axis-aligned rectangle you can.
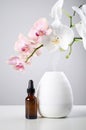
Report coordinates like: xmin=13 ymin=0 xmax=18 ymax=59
xmin=72 ymin=5 xmax=86 ymax=49
xmin=43 ymin=0 xmax=74 ymax=52
xmin=51 ymin=0 xmax=64 ymax=23
xmin=43 ymin=24 xmax=74 ymax=51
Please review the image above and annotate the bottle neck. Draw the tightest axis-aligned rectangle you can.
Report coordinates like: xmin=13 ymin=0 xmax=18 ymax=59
xmin=28 ymin=92 xmax=34 ymax=96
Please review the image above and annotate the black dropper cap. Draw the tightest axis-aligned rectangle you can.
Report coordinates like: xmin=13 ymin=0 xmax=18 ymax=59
xmin=27 ymin=80 xmax=35 ymax=94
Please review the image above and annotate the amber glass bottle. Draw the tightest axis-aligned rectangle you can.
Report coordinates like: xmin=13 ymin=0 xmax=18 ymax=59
xmin=25 ymin=80 xmax=37 ymax=119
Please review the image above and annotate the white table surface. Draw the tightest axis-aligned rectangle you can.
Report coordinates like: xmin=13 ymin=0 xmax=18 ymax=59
xmin=0 ymin=105 xmax=86 ymax=130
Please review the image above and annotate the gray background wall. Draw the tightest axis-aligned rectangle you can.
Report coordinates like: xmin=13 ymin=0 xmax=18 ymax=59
xmin=0 ymin=0 xmax=86 ymax=105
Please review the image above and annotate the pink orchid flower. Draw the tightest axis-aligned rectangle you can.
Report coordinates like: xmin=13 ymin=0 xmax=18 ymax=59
xmin=28 ymin=18 xmax=52 ymax=43
xmin=8 ymin=56 xmax=25 ymax=71
xmin=15 ymin=34 xmax=34 ymax=55
xmin=32 ymin=18 xmax=52 ymax=36
xmin=28 ymin=30 xmax=42 ymax=44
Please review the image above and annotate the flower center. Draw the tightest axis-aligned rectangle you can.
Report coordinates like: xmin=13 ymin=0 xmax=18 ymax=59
xmin=21 ymin=44 xmax=30 ymax=52
xmin=36 ymin=30 xmax=45 ymax=36
xmin=51 ymin=37 xmax=60 ymax=44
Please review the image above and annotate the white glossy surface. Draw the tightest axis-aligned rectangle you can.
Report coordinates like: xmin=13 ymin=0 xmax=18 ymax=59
xmin=37 ymin=72 xmax=73 ymax=117
xmin=0 ymin=105 xmax=86 ymax=130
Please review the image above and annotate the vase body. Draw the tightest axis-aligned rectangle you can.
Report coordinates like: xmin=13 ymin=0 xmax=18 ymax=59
xmin=37 ymin=71 xmax=73 ymax=118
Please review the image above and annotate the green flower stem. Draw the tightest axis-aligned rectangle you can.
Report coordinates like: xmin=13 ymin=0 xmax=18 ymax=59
xmin=69 ymin=16 xmax=74 ymax=28
xmin=74 ymin=37 xmax=82 ymax=41
xmin=66 ymin=38 xmax=74 ymax=59
xmin=25 ymin=44 xmax=43 ymax=63
xmin=69 ymin=15 xmax=76 ymax=28
xmin=66 ymin=37 xmax=82 ymax=58
xmin=69 ymin=16 xmax=72 ymax=28
xmin=63 ymin=9 xmax=75 ymax=28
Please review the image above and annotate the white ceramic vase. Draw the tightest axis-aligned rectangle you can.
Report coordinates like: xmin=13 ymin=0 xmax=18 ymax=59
xmin=37 ymin=71 xmax=73 ymax=118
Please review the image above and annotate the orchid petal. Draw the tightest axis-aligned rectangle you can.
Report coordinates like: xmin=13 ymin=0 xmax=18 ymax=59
xmin=8 ymin=56 xmax=25 ymax=71
xmin=82 ymin=4 xmax=86 ymax=17
xmin=73 ymin=5 xmax=86 ymax=50
xmin=75 ymin=23 xmax=83 ymax=37
xmin=43 ymin=33 xmax=59 ymax=52
xmin=51 ymin=19 xmax=61 ymax=28
xmin=72 ymin=6 xmax=86 ymax=24
xmin=51 ymin=0 xmax=64 ymax=20
xmin=43 ymin=24 xmax=74 ymax=51
xmin=76 ymin=23 xmax=86 ymax=49
xmin=83 ymin=38 xmax=86 ymax=50
xmin=55 ymin=24 xmax=74 ymax=50
xmin=60 ymin=31 xmax=74 ymax=50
